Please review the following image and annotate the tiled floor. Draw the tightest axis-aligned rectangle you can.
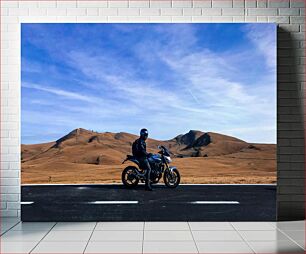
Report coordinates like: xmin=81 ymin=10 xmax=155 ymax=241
xmin=0 ymin=218 xmax=304 ymax=253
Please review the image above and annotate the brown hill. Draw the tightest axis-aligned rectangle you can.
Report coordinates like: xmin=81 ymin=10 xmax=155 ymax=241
xmin=21 ymin=128 xmax=276 ymax=184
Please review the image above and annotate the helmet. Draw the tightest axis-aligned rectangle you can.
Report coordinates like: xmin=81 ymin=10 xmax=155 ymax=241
xmin=140 ymin=128 xmax=148 ymax=140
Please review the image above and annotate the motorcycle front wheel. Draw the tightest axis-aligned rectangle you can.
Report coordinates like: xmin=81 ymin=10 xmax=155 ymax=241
xmin=122 ymin=166 xmax=139 ymax=188
xmin=163 ymin=168 xmax=180 ymax=188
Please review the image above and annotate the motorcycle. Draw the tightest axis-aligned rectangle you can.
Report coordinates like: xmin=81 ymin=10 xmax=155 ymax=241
xmin=121 ymin=145 xmax=180 ymax=188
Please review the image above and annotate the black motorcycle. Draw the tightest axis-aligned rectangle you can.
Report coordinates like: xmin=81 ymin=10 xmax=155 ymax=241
xmin=121 ymin=145 xmax=180 ymax=188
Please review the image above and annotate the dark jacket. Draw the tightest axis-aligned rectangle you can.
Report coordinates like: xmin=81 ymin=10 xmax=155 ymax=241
xmin=132 ymin=138 xmax=149 ymax=159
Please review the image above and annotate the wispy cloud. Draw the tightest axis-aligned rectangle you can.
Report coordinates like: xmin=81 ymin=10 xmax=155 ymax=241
xmin=21 ymin=23 xmax=276 ymax=144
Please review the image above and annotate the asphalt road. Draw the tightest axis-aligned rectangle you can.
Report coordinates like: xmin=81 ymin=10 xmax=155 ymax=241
xmin=21 ymin=184 xmax=276 ymax=222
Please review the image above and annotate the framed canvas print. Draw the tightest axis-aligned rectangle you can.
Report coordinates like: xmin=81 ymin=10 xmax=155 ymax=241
xmin=21 ymin=23 xmax=276 ymax=221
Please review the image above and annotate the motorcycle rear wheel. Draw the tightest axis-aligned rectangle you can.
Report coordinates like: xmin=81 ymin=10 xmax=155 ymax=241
xmin=164 ymin=168 xmax=180 ymax=188
xmin=122 ymin=166 xmax=139 ymax=188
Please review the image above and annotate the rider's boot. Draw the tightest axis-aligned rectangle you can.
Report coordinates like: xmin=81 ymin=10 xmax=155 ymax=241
xmin=145 ymin=178 xmax=153 ymax=191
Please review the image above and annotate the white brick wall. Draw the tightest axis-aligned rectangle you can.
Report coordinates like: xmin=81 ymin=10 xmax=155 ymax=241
xmin=0 ymin=0 xmax=305 ymax=220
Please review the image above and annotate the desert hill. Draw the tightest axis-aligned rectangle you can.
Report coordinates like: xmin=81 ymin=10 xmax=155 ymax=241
xmin=21 ymin=128 xmax=276 ymax=184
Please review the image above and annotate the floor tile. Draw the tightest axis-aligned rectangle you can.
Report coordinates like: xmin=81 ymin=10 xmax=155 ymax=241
xmin=192 ymin=230 xmax=243 ymax=241
xmin=11 ymin=222 xmax=55 ymax=231
xmin=0 ymin=221 xmax=21 ymax=233
xmin=32 ymin=241 xmax=87 ymax=253
xmin=0 ymin=230 xmax=48 ymax=242
xmin=52 ymin=222 xmax=96 ymax=231
xmin=231 ymin=222 xmax=276 ymax=231
xmin=281 ymin=230 xmax=305 ymax=249
xmin=95 ymin=222 xmax=144 ymax=231
xmin=145 ymin=222 xmax=190 ymax=231
xmin=197 ymin=241 xmax=254 ymax=253
xmin=249 ymin=240 xmax=305 ymax=253
xmin=85 ymin=241 xmax=142 ymax=253
xmin=189 ymin=222 xmax=234 ymax=231
xmin=275 ymin=221 xmax=305 ymax=231
xmin=42 ymin=230 xmax=92 ymax=242
xmin=0 ymin=241 xmax=37 ymax=253
xmin=239 ymin=230 xmax=291 ymax=241
xmin=144 ymin=230 xmax=193 ymax=241
xmin=143 ymin=241 xmax=198 ymax=253
xmin=90 ymin=230 xmax=143 ymax=241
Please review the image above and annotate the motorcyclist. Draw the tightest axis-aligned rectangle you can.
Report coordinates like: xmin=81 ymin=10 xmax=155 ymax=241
xmin=132 ymin=128 xmax=153 ymax=191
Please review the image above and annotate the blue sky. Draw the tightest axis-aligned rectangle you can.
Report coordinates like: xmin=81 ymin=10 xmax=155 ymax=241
xmin=21 ymin=23 xmax=276 ymax=144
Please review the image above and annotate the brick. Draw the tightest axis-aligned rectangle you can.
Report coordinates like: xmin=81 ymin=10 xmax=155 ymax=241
xmin=278 ymin=195 xmax=305 ymax=202
xmin=86 ymin=8 xmax=99 ymax=16
xmin=183 ymin=8 xmax=202 ymax=15
xmin=129 ymin=0 xmax=149 ymax=7
xmin=1 ymin=1 xmax=18 ymax=7
xmin=108 ymin=0 xmax=128 ymax=7
xmin=1 ymin=178 xmax=19 ymax=186
xmin=99 ymin=8 xmax=118 ymax=16
xmin=245 ymin=16 xmax=257 ymax=22
xmin=290 ymin=0 xmax=305 ymax=7
xmin=0 ymin=210 xmax=18 ymax=217
xmin=193 ymin=0 xmax=212 ymax=7
xmin=38 ymin=1 xmax=56 ymax=7
xmin=149 ymin=16 xmax=172 ymax=22
xmin=161 ymin=8 xmax=183 ymax=15
xmin=127 ymin=16 xmax=150 ymax=22
xmin=77 ymin=1 xmax=107 ymax=7
xmin=202 ymin=8 xmax=222 ymax=15
xmin=212 ymin=0 xmax=233 ymax=7
xmin=1 ymin=202 xmax=8 ymax=210
xmin=257 ymin=0 xmax=267 ymax=8
xmin=29 ymin=8 xmax=48 ymax=16
xmin=107 ymin=16 xmax=129 ymax=22
xmin=277 ymin=178 xmax=304 ymax=187
xmin=1 ymin=8 xmax=8 ymax=16
xmin=8 ymin=8 xmax=29 ymax=16
xmin=211 ymin=16 xmax=233 ymax=22
xmin=0 ymin=171 xmax=19 ymax=178
xmin=17 ymin=1 xmax=38 ymax=8
xmin=0 ymin=194 xmax=19 ymax=202
xmin=1 ymin=16 xmax=18 ymax=24
xmin=279 ymin=147 xmax=304 ymax=155
xmin=257 ymin=16 xmax=268 ymax=22
xmin=233 ymin=0 xmax=244 ymax=7
xmin=233 ymin=16 xmax=245 ymax=22
xmin=172 ymin=16 xmax=192 ymax=22
xmin=67 ymin=8 xmax=87 ymax=16
xmin=7 ymin=202 xmax=20 ymax=210
xmin=278 ymin=130 xmax=304 ymax=138
xmin=140 ymin=8 xmax=160 ymax=16
xmin=47 ymin=8 xmax=67 ymax=16
xmin=268 ymin=16 xmax=290 ymax=23
xmin=118 ymin=8 xmax=140 ymax=16
xmin=290 ymin=16 xmax=305 ymax=24
xmin=172 ymin=0 xmax=192 ymax=7
xmin=1 ymin=186 xmax=20 ymax=194
xmin=150 ymin=0 xmax=171 ymax=7
xmin=245 ymin=0 xmax=256 ymax=7
xmin=222 ymin=8 xmax=244 ymax=15
xmin=278 ymin=24 xmax=300 ymax=32
xmin=192 ymin=16 xmax=212 ymax=22
xmin=268 ymin=0 xmax=289 ymax=7
xmin=57 ymin=1 xmax=77 ymax=7
xmin=247 ymin=8 xmax=278 ymax=15
xmin=291 ymin=139 xmax=305 ymax=146
xmin=278 ymin=8 xmax=300 ymax=15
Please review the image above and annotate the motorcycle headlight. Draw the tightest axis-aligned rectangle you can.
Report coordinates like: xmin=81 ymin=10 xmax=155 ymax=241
xmin=165 ymin=156 xmax=172 ymax=163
